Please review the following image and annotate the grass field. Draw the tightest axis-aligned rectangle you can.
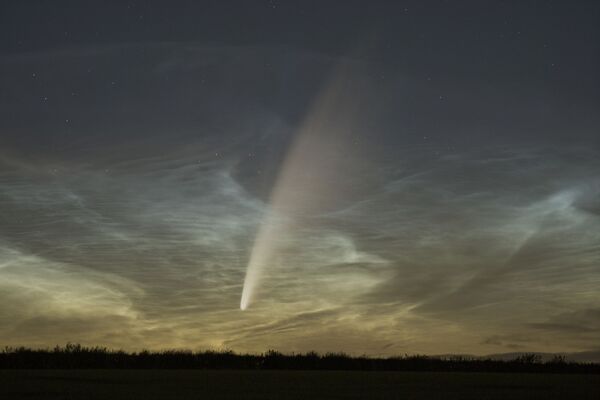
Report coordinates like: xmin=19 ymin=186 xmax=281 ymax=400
xmin=1 ymin=370 xmax=598 ymax=399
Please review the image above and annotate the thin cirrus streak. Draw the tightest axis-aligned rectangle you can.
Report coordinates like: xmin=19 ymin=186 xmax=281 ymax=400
xmin=240 ymin=60 xmax=374 ymax=310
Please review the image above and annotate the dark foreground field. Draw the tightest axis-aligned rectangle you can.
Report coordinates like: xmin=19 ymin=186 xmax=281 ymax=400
xmin=1 ymin=370 xmax=598 ymax=400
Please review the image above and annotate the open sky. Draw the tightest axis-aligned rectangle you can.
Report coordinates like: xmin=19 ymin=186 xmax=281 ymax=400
xmin=1 ymin=1 xmax=599 ymax=358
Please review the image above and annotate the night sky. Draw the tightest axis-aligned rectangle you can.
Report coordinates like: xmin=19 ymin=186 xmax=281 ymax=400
xmin=1 ymin=1 xmax=599 ymax=358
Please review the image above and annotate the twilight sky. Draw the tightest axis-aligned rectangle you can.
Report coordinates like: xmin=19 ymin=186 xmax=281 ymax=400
xmin=1 ymin=1 xmax=599 ymax=358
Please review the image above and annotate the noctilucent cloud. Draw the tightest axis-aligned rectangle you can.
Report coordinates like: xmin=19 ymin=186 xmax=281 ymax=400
xmin=1 ymin=1 xmax=599 ymax=358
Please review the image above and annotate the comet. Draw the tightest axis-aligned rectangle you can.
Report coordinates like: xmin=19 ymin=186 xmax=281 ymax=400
xmin=240 ymin=60 xmax=372 ymax=310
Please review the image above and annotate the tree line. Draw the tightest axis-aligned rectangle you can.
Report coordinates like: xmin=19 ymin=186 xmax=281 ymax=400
xmin=1 ymin=344 xmax=598 ymax=373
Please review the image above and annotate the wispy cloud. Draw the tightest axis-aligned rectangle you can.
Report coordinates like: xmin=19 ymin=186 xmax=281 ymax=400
xmin=0 ymin=43 xmax=598 ymax=357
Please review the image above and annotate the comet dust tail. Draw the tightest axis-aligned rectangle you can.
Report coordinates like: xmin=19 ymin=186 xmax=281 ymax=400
xmin=240 ymin=60 xmax=373 ymax=310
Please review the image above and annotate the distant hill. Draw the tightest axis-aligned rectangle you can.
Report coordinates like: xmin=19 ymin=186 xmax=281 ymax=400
xmin=434 ymin=351 xmax=600 ymax=364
